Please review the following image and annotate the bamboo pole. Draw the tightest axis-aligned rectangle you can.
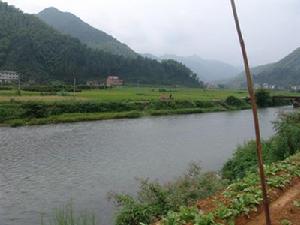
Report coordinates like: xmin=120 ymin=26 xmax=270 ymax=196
xmin=229 ymin=1 xmax=272 ymax=225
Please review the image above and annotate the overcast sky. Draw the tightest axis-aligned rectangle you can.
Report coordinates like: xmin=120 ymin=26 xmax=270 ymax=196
xmin=4 ymin=0 xmax=300 ymax=66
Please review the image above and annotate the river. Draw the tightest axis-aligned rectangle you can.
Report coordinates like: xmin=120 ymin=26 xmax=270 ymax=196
xmin=0 ymin=106 xmax=294 ymax=225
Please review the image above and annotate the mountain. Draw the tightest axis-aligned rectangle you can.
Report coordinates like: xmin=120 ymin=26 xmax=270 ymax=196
xmin=143 ymin=54 xmax=241 ymax=82
xmin=0 ymin=2 xmax=201 ymax=87
xmin=37 ymin=7 xmax=137 ymax=58
xmin=223 ymin=63 xmax=275 ymax=88
xmin=226 ymin=48 xmax=300 ymax=88
xmin=253 ymin=48 xmax=300 ymax=87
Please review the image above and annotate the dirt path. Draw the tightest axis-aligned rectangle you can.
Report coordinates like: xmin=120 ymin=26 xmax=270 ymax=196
xmin=245 ymin=182 xmax=300 ymax=225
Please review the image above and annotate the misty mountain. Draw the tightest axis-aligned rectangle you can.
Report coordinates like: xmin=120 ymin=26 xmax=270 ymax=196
xmin=143 ymin=54 xmax=241 ymax=82
xmin=226 ymin=48 xmax=300 ymax=88
xmin=37 ymin=7 xmax=137 ymax=58
xmin=0 ymin=2 xmax=201 ymax=87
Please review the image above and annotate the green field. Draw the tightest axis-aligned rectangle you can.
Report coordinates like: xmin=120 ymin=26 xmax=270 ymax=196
xmin=0 ymin=87 xmax=247 ymax=102
xmin=0 ymin=87 xmax=297 ymax=127
xmin=1 ymin=87 xmax=297 ymax=103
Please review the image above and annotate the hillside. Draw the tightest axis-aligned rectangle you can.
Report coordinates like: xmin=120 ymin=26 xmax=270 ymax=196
xmin=226 ymin=48 xmax=300 ymax=88
xmin=143 ymin=54 xmax=241 ymax=81
xmin=37 ymin=7 xmax=137 ymax=58
xmin=254 ymin=48 xmax=300 ymax=87
xmin=0 ymin=2 xmax=201 ymax=86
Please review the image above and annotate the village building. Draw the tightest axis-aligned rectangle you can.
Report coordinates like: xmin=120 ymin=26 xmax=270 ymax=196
xmin=86 ymin=80 xmax=105 ymax=87
xmin=0 ymin=71 xmax=19 ymax=84
xmin=106 ymin=76 xmax=123 ymax=87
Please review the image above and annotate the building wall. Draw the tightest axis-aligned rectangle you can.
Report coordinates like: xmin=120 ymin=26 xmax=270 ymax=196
xmin=0 ymin=71 xmax=19 ymax=84
xmin=106 ymin=76 xmax=123 ymax=87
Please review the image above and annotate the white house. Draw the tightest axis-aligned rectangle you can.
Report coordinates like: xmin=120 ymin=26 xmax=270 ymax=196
xmin=0 ymin=71 xmax=19 ymax=84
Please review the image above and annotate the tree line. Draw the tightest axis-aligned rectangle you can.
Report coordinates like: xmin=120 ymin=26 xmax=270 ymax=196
xmin=0 ymin=2 xmax=202 ymax=87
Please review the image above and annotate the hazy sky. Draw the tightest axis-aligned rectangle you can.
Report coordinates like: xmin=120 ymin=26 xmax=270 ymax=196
xmin=4 ymin=0 xmax=300 ymax=66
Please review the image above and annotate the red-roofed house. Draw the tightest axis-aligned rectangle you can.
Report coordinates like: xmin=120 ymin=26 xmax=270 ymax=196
xmin=106 ymin=76 xmax=123 ymax=87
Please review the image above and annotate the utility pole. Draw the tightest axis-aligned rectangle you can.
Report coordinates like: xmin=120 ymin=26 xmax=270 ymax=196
xmin=73 ymin=77 xmax=76 ymax=97
xmin=229 ymin=1 xmax=271 ymax=225
xmin=18 ymin=74 xmax=21 ymax=96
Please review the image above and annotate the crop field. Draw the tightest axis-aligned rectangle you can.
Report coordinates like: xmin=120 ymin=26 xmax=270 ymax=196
xmin=0 ymin=87 xmax=298 ymax=103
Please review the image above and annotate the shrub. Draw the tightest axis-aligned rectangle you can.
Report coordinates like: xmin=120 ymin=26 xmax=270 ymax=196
xmin=0 ymin=103 xmax=23 ymax=122
xmin=110 ymin=162 xmax=225 ymax=225
xmin=255 ymin=89 xmax=272 ymax=107
xmin=222 ymin=111 xmax=300 ymax=181
xmin=21 ymin=103 xmax=49 ymax=118
xmin=225 ymin=96 xmax=243 ymax=107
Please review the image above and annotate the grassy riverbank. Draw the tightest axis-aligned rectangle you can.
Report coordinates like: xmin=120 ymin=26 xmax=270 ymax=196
xmin=38 ymin=109 xmax=300 ymax=225
xmin=0 ymin=87 xmax=294 ymax=127
xmin=109 ymin=111 xmax=300 ymax=225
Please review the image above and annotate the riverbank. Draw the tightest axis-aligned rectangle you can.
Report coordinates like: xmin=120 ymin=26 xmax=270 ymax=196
xmin=0 ymin=99 xmax=290 ymax=127
xmin=0 ymin=87 xmax=294 ymax=127
xmin=158 ymin=153 xmax=300 ymax=225
xmin=0 ymin=101 xmax=250 ymax=127
xmin=1 ymin=106 xmax=295 ymax=225
xmin=0 ymin=100 xmax=249 ymax=127
xmin=111 ymin=111 xmax=300 ymax=225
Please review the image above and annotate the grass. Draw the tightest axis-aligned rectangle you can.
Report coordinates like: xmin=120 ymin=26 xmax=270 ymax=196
xmin=7 ymin=111 xmax=144 ymax=126
xmin=0 ymin=87 xmax=249 ymax=102
xmin=41 ymin=203 xmax=96 ymax=225
xmin=0 ymin=87 xmax=295 ymax=126
xmin=6 ymin=107 xmax=231 ymax=127
xmin=1 ymin=87 xmax=299 ymax=103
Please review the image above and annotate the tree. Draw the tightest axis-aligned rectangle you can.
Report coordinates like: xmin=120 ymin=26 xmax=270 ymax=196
xmin=255 ymin=89 xmax=272 ymax=107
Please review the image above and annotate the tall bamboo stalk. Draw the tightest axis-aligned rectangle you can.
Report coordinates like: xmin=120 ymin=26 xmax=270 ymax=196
xmin=229 ymin=1 xmax=271 ymax=224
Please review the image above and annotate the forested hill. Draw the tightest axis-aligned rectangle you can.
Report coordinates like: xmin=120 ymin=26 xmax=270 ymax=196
xmin=37 ymin=7 xmax=137 ymax=58
xmin=227 ymin=48 xmax=300 ymax=88
xmin=0 ymin=2 xmax=201 ymax=87
xmin=253 ymin=47 xmax=300 ymax=86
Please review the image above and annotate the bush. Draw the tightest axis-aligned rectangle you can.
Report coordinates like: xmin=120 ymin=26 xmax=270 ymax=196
xmin=225 ymin=96 xmax=243 ymax=107
xmin=222 ymin=111 xmax=300 ymax=180
xmin=221 ymin=141 xmax=273 ymax=180
xmin=110 ymin=162 xmax=225 ymax=225
xmin=0 ymin=103 xmax=23 ymax=122
xmin=255 ymin=89 xmax=272 ymax=107
xmin=21 ymin=103 xmax=50 ymax=118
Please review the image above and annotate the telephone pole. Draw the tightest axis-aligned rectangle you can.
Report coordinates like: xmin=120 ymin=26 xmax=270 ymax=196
xmin=73 ymin=77 xmax=76 ymax=97
xmin=229 ymin=1 xmax=271 ymax=225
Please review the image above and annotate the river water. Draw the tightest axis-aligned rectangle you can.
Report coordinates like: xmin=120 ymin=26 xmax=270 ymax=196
xmin=0 ymin=106 xmax=294 ymax=225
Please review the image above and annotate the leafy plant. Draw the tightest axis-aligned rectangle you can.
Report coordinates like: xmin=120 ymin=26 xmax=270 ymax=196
xmin=41 ymin=203 xmax=96 ymax=225
xmin=280 ymin=219 xmax=292 ymax=225
xmin=293 ymin=200 xmax=300 ymax=208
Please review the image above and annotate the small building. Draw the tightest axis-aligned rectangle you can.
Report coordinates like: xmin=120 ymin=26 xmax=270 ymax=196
xmin=86 ymin=80 xmax=104 ymax=87
xmin=106 ymin=76 xmax=123 ymax=87
xmin=0 ymin=71 xmax=19 ymax=84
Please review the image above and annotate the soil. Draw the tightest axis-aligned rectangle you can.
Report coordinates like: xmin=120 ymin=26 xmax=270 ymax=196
xmin=242 ymin=181 xmax=300 ymax=225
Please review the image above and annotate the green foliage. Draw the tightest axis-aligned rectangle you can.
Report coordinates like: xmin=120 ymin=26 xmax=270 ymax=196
xmin=280 ymin=219 xmax=292 ymax=225
xmin=22 ymin=85 xmax=81 ymax=93
xmin=293 ymin=200 xmax=300 ymax=208
xmin=0 ymin=103 xmax=23 ymax=122
xmin=0 ymin=96 xmax=242 ymax=126
xmin=37 ymin=7 xmax=138 ymax=58
xmin=225 ymin=96 xmax=244 ymax=107
xmin=0 ymin=2 xmax=201 ymax=87
xmin=41 ymin=203 xmax=96 ymax=225
xmin=255 ymin=89 xmax=272 ymax=107
xmin=110 ymin=162 xmax=225 ymax=225
xmin=161 ymin=154 xmax=300 ymax=225
xmin=254 ymin=47 xmax=300 ymax=87
xmin=222 ymin=111 xmax=300 ymax=180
